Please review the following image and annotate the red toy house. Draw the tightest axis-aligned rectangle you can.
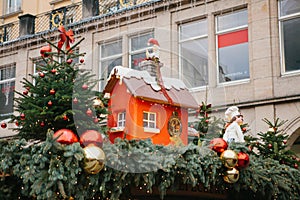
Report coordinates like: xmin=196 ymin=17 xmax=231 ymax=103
xmin=103 ymin=60 xmax=198 ymax=145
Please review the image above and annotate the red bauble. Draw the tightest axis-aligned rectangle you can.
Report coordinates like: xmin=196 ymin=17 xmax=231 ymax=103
xmin=67 ymin=59 xmax=73 ymax=64
xmin=40 ymin=121 xmax=45 ymax=127
xmin=63 ymin=115 xmax=68 ymax=121
xmin=82 ymin=84 xmax=88 ymax=90
xmin=20 ymin=113 xmax=25 ymax=120
xmin=40 ymin=45 xmax=52 ymax=57
xmin=23 ymin=90 xmax=28 ymax=95
xmin=242 ymin=127 xmax=247 ymax=132
xmin=86 ymin=108 xmax=93 ymax=117
xmin=73 ymin=97 xmax=78 ymax=104
xmin=50 ymin=89 xmax=56 ymax=95
xmin=51 ymin=69 xmax=57 ymax=74
xmin=1 ymin=123 xmax=7 ymax=129
xmin=283 ymin=140 xmax=287 ymax=144
xmin=53 ymin=129 xmax=78 ymax=145
xmin=15 ymin=121 xmax=19 ymax=126
xmin=93 ymin=118 xmax=99 ymax=124
xmin=48 ymin=100 xmax=53 ymax=107
xmin=237 ymin=152 xmax=250 ymax=169
xmin=205 ymin=119 xmax=209 ymax=123
xmin=80 ymin=130 xmax=103 ymax=147
xmin=210 ymin=138 xmax=228 ymax=154
xmin=39 ymin=72 xmax=45 ymax=78
xmin=294 ymin=163 xmax=299 ymax=169
xmin=268 ymin=143 xmax=273 ymax=149
xmin=80 ymin=58 xmax=84 ymax=63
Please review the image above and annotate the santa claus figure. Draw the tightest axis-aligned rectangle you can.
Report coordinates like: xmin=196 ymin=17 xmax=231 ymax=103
xmin=223 ymin=106 xmax=245 ymax=143
xmin=146 ymin=38 xmax=160 ymax=60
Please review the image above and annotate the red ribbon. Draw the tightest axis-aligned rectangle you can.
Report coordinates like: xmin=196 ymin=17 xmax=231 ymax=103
xmin=57 ymin=26 xmax=74 ymax=53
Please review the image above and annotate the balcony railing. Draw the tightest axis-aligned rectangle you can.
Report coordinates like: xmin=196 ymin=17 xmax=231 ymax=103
xmin=0 ymin=0 xmax=163 ymax=44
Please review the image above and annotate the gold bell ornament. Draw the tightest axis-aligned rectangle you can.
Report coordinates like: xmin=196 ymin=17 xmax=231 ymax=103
xmin=83 ymin=145 xmax=105 ymax=174
xmin=220 ymin=149 xmax=238 ymax=169
xmin=223 ymin=167 xmax=239 ymax=183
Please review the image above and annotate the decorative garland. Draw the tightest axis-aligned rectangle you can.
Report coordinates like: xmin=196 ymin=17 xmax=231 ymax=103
xmin=1 ymin=132 xmax=299 ymax=199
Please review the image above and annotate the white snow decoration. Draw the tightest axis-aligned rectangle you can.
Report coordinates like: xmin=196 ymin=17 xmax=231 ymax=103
xmin=108 ymin=66 xmax=188 ymax=92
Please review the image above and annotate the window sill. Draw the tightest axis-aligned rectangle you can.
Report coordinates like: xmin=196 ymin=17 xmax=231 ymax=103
xmin=144 ymin=127 xmax=160 ymax=134
xmin=217 ymin=78 xmax=250 ymax=87
xmin=188 ymin=85 xmax=208 ymax=93
xmin=281 ymin=70 xmax=300 ymax=78
xmin=0 ymin=10 xmax=23 ymax=19
xmin=49 ymin=0 xmax=64 ymax=5
xmin=110 ymin=127 xmax=125 ymax=132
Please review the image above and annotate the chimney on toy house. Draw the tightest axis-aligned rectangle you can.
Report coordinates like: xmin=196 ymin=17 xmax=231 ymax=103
xmin=139 ymin=38 xmax=163 ymax=82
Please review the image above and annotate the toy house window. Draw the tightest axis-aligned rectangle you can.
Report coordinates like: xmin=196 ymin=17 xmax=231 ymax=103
xmin=99 ymin=39 xmax=122 ymax=91
xmin=0 ymin=64 xmax=15 ymax=121
xmin=143 ymin=112 xmax=156 ymax=128
xmin=179 ymin=19 xmax=208 ymax=89
xmin=278 ymin=0 xmax=300 ymax=74
xmin=4 ymin=0 xmax=21 ymax=14
xmin=129 ymin=31 xmax=154 ymax=70
xmin=216 ymin=9 xmax=249 ymax=83
xmin=117 ymin=112 xmax=126 ymax=127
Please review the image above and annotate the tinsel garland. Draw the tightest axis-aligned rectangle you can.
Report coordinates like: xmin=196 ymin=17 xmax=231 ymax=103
xmin=0 ymin=131 xmax=299 ymax=200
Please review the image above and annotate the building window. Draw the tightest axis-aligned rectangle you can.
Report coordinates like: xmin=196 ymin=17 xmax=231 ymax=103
xmin=216 ymin=9 xmax=249 ymax=83
xmin=129 ymin=32 xmax=154 ymax=70
xmin=5 ymin=0 xmax=21 ymax=14
xmin=99 ymin=39 xmax=122 ymax=91
xmin=143 ymin=111 xmax=156 ymax=128
xmin=117 ymin=112 xmax=126 ymax=127
xmin=0 ymin=64 xmax=15 ymax=120
xmin=179 ymin=19 xmax=208 ymax=88
xmin=279 ymin=0 xmax=300 ymax=73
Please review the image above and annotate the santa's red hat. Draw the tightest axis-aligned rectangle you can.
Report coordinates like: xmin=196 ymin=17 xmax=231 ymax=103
xmin=147 ymin=38 xmax=159 ymax=46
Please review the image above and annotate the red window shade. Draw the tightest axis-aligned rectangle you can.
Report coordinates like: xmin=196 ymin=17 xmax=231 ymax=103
xmin=218 ymin=29 xmax=248 ymax=48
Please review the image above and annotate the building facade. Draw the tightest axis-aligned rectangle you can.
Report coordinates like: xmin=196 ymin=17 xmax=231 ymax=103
xmin=0 ymin=0 xmax=299 ymax=155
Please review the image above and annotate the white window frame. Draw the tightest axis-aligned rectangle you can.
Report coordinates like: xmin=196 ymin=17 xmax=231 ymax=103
xmin=5 ymin=0 xmax=22 ymax=14
xmin=143 ymin=111 xmax=159 ymax=133
xmin=215 ymin=9 xmax=250 ymax=85
xmin=278 ymin=0 xmax=300 ymax=75
xmin=117 ymin=111 xmax=126 ymax=127
xmin=0 ymin=64 xmax=16 ymax=120
xmin=178 ymin=19 xmax=208 ymax=90
xmin=99 ymin=39 xmax=123 ymax=91
xmin=129 ymin=31 xmax=154 ymax=69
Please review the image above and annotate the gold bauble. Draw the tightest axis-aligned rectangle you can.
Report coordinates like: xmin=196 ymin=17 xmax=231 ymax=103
xmin=93 ymin=98 xmax=104 ymax=108
xmin=220 ymin=150 xmax=238 ymax=168
xmin=223 ymin=167 xmax=239 ymax=183
xmin=83 ymin=145 xmax=105 ymax=174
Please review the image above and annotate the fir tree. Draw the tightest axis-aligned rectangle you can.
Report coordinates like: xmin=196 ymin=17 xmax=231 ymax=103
xmin=248 ymin=118 xmax=300 ymax=169
xmin=11 ymin=35 xmax=107 ymax=141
